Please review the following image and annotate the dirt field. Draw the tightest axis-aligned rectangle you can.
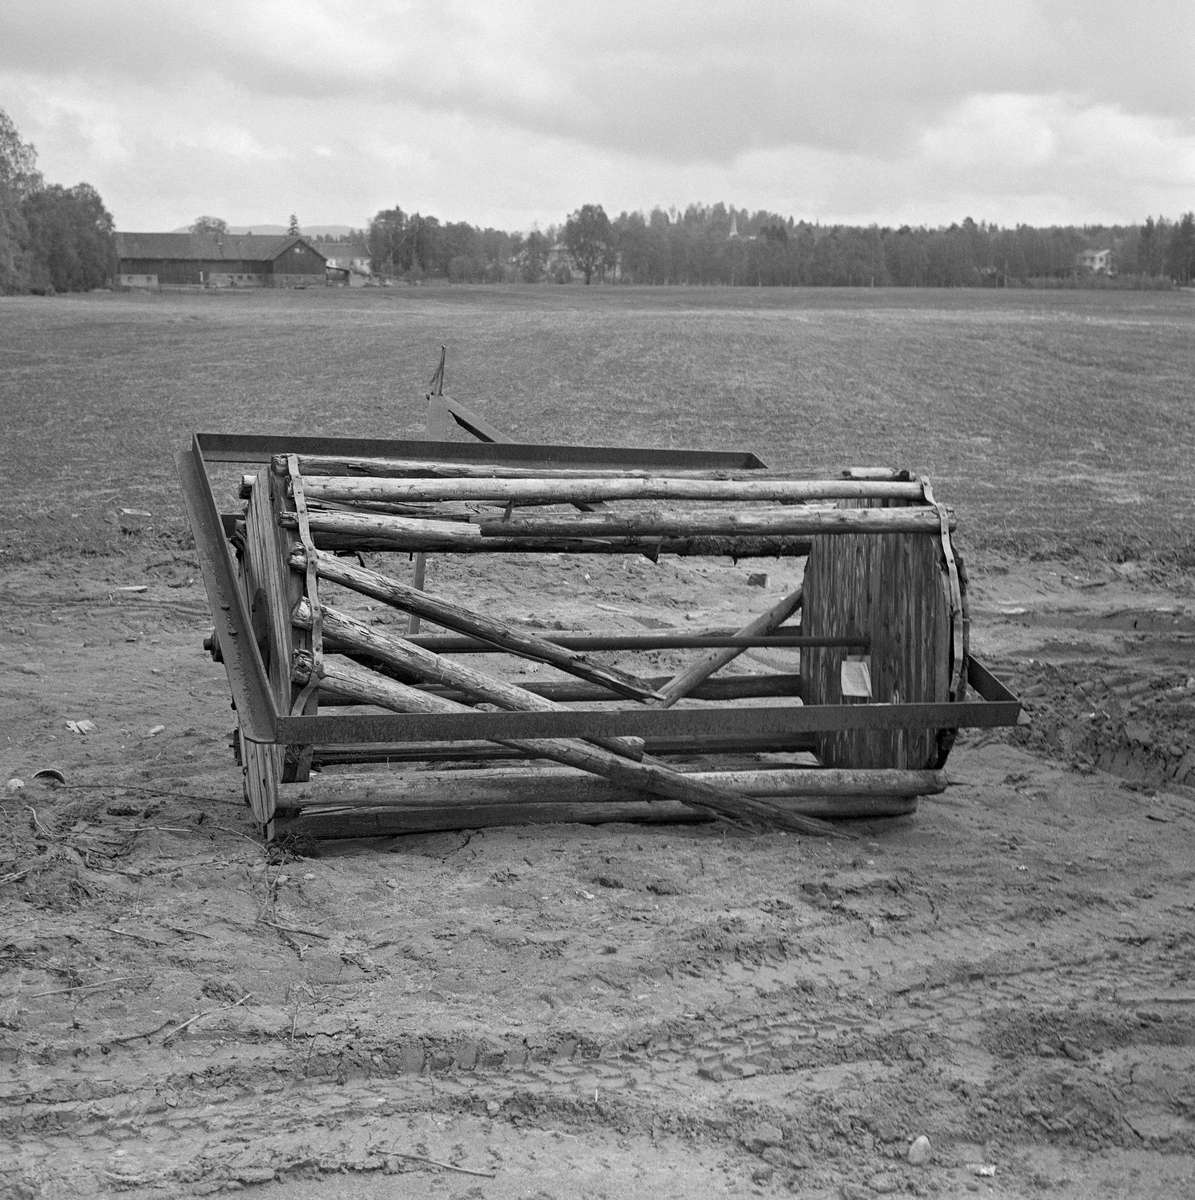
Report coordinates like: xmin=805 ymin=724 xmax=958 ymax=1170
xmin=2 ymin=287 xmax=1194 ymax=1198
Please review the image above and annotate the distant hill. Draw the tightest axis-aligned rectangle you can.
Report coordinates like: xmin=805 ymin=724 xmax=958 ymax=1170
xmin=170 ymin=224 xmax=358 ymax=238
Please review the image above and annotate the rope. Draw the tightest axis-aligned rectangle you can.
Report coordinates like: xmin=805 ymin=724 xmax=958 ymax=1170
xmin=287 ymin=454 xmax=323 ymax=716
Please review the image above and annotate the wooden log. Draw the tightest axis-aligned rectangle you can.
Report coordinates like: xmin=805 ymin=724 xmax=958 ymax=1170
xmin=281 ymin=794 xmax=919 ymax=838
xmin=290 ymin=549 xmax=663 ymax=702
xmin=651 ymin=587 xmax=803 ymax=709
xmin=282 ymin=507 xmax=948 ymax=547
xmin=311 ymin=730 xmax=819 ymax=765
xmin=292 ymin=765 xmax=943 ymax=804
xmin=299 ymin=475 xmax=928 ymax=506
xmin=318 ymin=671 xmax=805 ymax=705
xmin=293 ymin=597 xmax=645 ymax=760
xmin=291 ymin=651 xmax=847 ymax=838
xmin=301 ymin=528 xmax=814 ymax=558
xmin=477 ymin=507 xmax=951 ymax=539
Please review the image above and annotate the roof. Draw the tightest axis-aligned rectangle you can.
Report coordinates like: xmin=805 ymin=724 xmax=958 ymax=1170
xmin=312 ymin=241 xmax=370 ymax=261
xmin=114 ymin=232 xmax=327 ymax=263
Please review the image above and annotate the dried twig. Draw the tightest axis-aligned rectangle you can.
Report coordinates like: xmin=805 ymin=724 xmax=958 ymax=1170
xmin=258 ymin=918 xmax=329 ymax=940
xmin=162 ymin=991 xmax=253 ymax=1043
xmin=26 ymin=806 xmax=52 ymax=838
xmin=26 ymin=975 xmax=139 ymax=999
xmin=109 ymin=1016 xmax=176 ymax=1045
xmin=389 ymin=1151 xmax=495 ymax=1179
xmin=0 ymin=868 xmax=30 ymax=887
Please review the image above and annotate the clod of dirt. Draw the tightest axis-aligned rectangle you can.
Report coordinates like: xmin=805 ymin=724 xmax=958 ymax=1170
xmin=744 ymin=1121 xmax=784 ymax=1153
xmin=646 ymin=877 xmax=682 ymax=895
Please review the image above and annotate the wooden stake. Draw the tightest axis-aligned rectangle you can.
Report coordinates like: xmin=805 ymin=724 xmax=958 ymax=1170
xmin=651 ymin=587 xmax=802 ymax=708
xmin=293 ymin=597 xmax=645 ymax=760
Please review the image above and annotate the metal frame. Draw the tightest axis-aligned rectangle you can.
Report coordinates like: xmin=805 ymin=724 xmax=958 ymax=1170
xmin=177 ymin=430 xmax=1023 ymax=764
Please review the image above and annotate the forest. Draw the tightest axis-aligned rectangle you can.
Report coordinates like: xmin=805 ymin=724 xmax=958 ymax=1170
xmin=0 ymin=109 xmax=115 ymax=294
xmin=367 ymin=202 xmax=1195 ymax=289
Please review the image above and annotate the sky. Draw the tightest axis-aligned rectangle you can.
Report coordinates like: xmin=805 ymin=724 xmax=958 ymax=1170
xmin=2 ymin=0 xmax=1194 ymax=233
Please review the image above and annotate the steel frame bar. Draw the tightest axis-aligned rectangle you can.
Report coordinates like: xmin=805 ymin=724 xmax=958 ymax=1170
xmin=367 ymin=632 xmax=866 ymax=653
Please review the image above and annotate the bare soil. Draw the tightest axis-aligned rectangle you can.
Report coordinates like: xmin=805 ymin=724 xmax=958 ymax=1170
xmin=3 ymin=538 xmax=1194 ymax=1199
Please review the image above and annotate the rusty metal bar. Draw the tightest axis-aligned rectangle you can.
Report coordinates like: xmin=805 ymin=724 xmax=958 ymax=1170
xmin=391 ymin=632 xmax=865 ymax=653
xmin=195 ymin=432 xmax=766 ymax=472
xmin=275 ymin=697 xmax=1021 ymax=745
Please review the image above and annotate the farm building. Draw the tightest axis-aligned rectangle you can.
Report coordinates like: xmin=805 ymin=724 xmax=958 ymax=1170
xmin=114 ymin=233 xmax=327 ymax=289
xmin=1078 ymin=248 xmax=1113 ymax=275
xmin=312 ymin=240 xmax=373 ymax=286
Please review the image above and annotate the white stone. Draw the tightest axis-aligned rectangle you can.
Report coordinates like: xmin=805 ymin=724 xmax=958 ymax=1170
xmin=907 ymin=1135 xmax=933 ymax=1165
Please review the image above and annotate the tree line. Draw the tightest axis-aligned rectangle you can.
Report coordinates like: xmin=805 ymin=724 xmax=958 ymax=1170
xmin=2 ymin=102 xmax=1192 ymax=294
xmin=368 ymin=202 xmax=1195 ymax=288
xmin=0 ymin=109 xmax=116 ymax=294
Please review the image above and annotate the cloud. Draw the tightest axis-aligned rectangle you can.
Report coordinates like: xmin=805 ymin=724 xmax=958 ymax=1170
xmin=1 ymin=0 xmax=1192 ymax=228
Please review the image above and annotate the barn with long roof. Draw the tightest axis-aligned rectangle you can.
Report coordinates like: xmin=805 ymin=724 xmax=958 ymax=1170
xmin=114 ymin=233 xmax=326 ymax=288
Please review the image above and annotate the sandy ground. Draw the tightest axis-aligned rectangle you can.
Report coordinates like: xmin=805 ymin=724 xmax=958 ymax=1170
xmin=2 ymin=542 xmax=1194 ymax=1199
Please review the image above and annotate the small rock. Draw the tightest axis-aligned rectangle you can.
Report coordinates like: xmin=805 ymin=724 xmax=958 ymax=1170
xmin=762 ymin=1146 xmax=789 ymax=1166
xmin=1062 ymin=1039 xmax=1087 ymax=1062
xmin=17 ymin=663 xmax=43 ymax=676
xmin=5 ymin=778 xmax=24 ymax=793
xmin=745 ymin=1121 xmax=784 ymax=1153
xmin=147 ymin=724 xmax=166 ymax=737
xmin=486 ymin=1100 xmax=501 ymax=1116
xmin=752 ymin=1165 xmax=775 ymax=1184
xmin=869 ymin=1173 xmax=899 ymax=1194
xmin=747 ymin=572 xmax=769 ymax=588
xmin=234 ymin=1167 xmax=276 ymax=1184
xmin=907 ymin=1134 xmax=933 ymax=1165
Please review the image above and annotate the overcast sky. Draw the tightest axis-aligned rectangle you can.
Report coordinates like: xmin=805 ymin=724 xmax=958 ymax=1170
xmin=3 ymin=0 xmax=1193 ymax=232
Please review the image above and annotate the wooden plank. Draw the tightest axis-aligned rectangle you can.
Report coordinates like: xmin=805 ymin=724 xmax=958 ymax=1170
xmin=801 ymin=500 xmax=955 ymax=769
xmin=238 ymin=469 xmax=285 ymax=824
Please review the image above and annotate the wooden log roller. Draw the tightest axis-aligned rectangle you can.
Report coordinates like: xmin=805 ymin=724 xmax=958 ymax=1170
xmin=178 ymin=420 xmax=1020 ymax=844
